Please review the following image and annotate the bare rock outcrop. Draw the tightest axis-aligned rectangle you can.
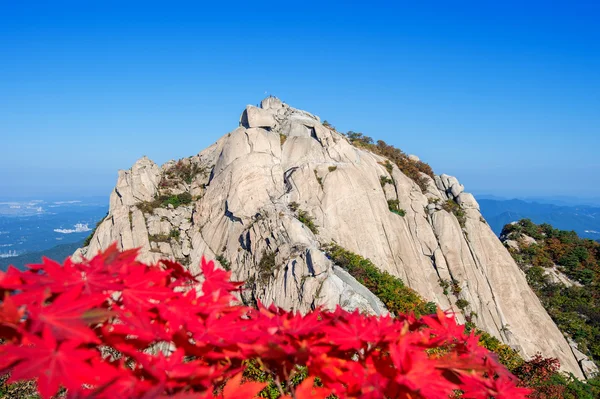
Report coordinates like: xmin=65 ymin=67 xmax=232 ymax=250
xmin=76 ymin=97 xmax=584 ymax=378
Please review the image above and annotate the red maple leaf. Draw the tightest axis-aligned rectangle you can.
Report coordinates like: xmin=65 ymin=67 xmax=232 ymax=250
xmin=319 ymin=309 xmax=380 ymax=351
xmin=104 ymin=308 xmax=172 ymax=348
xmin=161 ymin=258 xmax=198 ymax=281
xmin=419 ymin=308 xmax=466 ymax=345
xmin=4 ymin=328 xmax=97 ymax=399
xmin=0 ymin=293 xmax=24 ymax=340
xmin=120 ymin=264 xmax=174 ymax=311
xmin=0 ymin=293 xmax=23 ymax=325
xmin=388 ymin=338 xmax=454 ymax=399
xmin=281 ymin=377 xmax=331 ymax=399
xmin=199 ymin=257 xmax=242 ymax=297
xmin=0 ymin=266 xmax=23 ymax=294
xmin=218 ymin=372 xmax=266 ymax=399
xmin=28 ymin=286 xmax=108 ymax=344
xmin=23 ymin=256 xmax=84 ymax=293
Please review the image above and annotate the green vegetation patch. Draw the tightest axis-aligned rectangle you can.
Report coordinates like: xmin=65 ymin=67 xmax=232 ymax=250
xmin=297 ymin=210 xmax=319 ymax=235
xmin=149 ymin=233 xmax=170 ymax=243
xmin=243 ymin=234 xmax=600 ymax=396
xmin=380 ymin=175 xmax=394 ymax=187
xmin=215 ymin=254 xmax=231 ymax=271
xmin=160 ymin=159 xmax=207 ymax=188
xmin=346 ymin=131 xmax=434 ymax=192
xmin=313 ymin=169 xmax=323 ymax=189
xmin=169 ymin=229 xmax=180 ymax=240
xmin=323 ymin=243 xmax=436 ymax=317
xmin=455 ymin=298 xmax=469 ymax=310
xmin=257 ymin=251 xmax=277 ymax=284
xmin=243 ymin=360 xmax=310 ymax=399
xmin=322 ymin=120 xmax=334 ymax=129
xmin=288 ymin=202 xmax=319 ymax=235
xmin=503 ymin=219 xmax=600 ymax=369
xmin=137 ymin=192 xmax=193 ymax=214
xmin=442 ymin=199 xmax=466 ymax=228
xmin=322 ymin=243 xmax=542 ymax=380
xmin=387 ymin=199 xmax=406 ymax=217
xmin=0 ymin=374 xmax=42 ymax=399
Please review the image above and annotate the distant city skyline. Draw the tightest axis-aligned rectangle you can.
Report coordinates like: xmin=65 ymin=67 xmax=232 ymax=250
xmin=1 ymin=1 xmax=599 ymax=198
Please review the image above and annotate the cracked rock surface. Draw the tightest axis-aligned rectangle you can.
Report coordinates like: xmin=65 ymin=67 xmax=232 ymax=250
xmin=75 ymin=96 xmax=583 ymax=378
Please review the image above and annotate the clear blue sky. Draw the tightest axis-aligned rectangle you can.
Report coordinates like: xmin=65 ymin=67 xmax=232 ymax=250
xmin=1 ymin=1 xmax=599 ymax=199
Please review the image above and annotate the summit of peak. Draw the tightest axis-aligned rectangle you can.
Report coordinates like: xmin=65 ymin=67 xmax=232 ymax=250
xmin=260 ymin=96 xmax=284 ymax=110
xmin=240 ymin=97 xmax=320 ymax=129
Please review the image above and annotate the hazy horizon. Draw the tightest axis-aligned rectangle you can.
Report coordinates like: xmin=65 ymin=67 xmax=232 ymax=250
xmin=2 ymin=192 xmax=600 ymax=209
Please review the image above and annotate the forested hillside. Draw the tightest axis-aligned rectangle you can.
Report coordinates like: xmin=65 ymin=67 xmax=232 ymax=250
xmin=502 ymin=220 xmax=600 ymax=377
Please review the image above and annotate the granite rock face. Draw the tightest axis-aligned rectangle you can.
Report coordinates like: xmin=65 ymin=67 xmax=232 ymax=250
xmin=76 ymin=97 xmax=584 ymax=378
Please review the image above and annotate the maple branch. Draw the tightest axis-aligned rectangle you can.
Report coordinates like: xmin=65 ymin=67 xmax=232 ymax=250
xmin=274 ymin=375 xmax=286 ymax=397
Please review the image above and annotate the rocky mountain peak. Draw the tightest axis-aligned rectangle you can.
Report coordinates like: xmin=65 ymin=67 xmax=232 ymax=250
xmin=76 ymin=97 xmax=586 ymax=378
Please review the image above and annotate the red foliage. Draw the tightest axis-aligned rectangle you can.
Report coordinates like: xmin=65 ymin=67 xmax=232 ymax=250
xmin=0 ymin=245 xmax=532 ymax=399
xmin=514 ymin=355 xmax=566 ymax=399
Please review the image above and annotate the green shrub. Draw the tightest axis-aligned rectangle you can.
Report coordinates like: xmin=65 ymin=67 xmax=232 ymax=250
xmin=328 ymin=166 xmax=337 ymax=172
xmin=137 ymin=193 xmax=193 ymax=214
xmin=387 ymin=199 xmax=406 ymax=217
xmin=215 ymin=254 xmax=231 ymax=271
xmin=379 ymin=161 xmax=394 ymax=174
xmin=162 ymin=192 xmax=192 ymax=208
xmin=313 ymin=169 xmax=323 ymax=189
xmin=258 ymin=251 xmax=277 ymax=284
xmin=136 ymin=198 xmax=162 ymax=214
xmin=288 ymin=202 xmax=319 ymax=234
xmin=161 ymin=159 xmax=207 ymax=186
xmin=439 ymin=279 xmax=451 ymax=295
xmin=297 ymin=209 xmax=319 ymax=235
xmin=346 ymin=131 xmax=373 ymax=145
xmin=279 ymin=133 xmax=287 ymax=146
xmin=442 ymin=199 xmax=466 ymax=228
xmin=455 ymin=298 xmax=469 ymax=310
xmin=380 ymin=175 xmax=394 ymax=187
xmin=474 ymin=329 xmax=524 ymax=372
xmin=450 ymin=279 xmax=462 ymax=296
xmin=501 ymin=218 xmax=547 ymax=241
xmin=169 ymin=229 xmax=180 ymax=239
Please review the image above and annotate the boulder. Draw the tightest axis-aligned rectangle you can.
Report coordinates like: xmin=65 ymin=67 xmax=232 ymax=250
xmin=457 ymin=192 xmax=479 ymax=209
xmin=240 ymin=105 xmax=276 ymax=129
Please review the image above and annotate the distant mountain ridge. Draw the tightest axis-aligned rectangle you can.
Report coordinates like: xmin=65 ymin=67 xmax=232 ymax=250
xmin=0 ymin=239 xmax=84 ymax=271
xmin=479 ymin=198 xmax=600 ymax=239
